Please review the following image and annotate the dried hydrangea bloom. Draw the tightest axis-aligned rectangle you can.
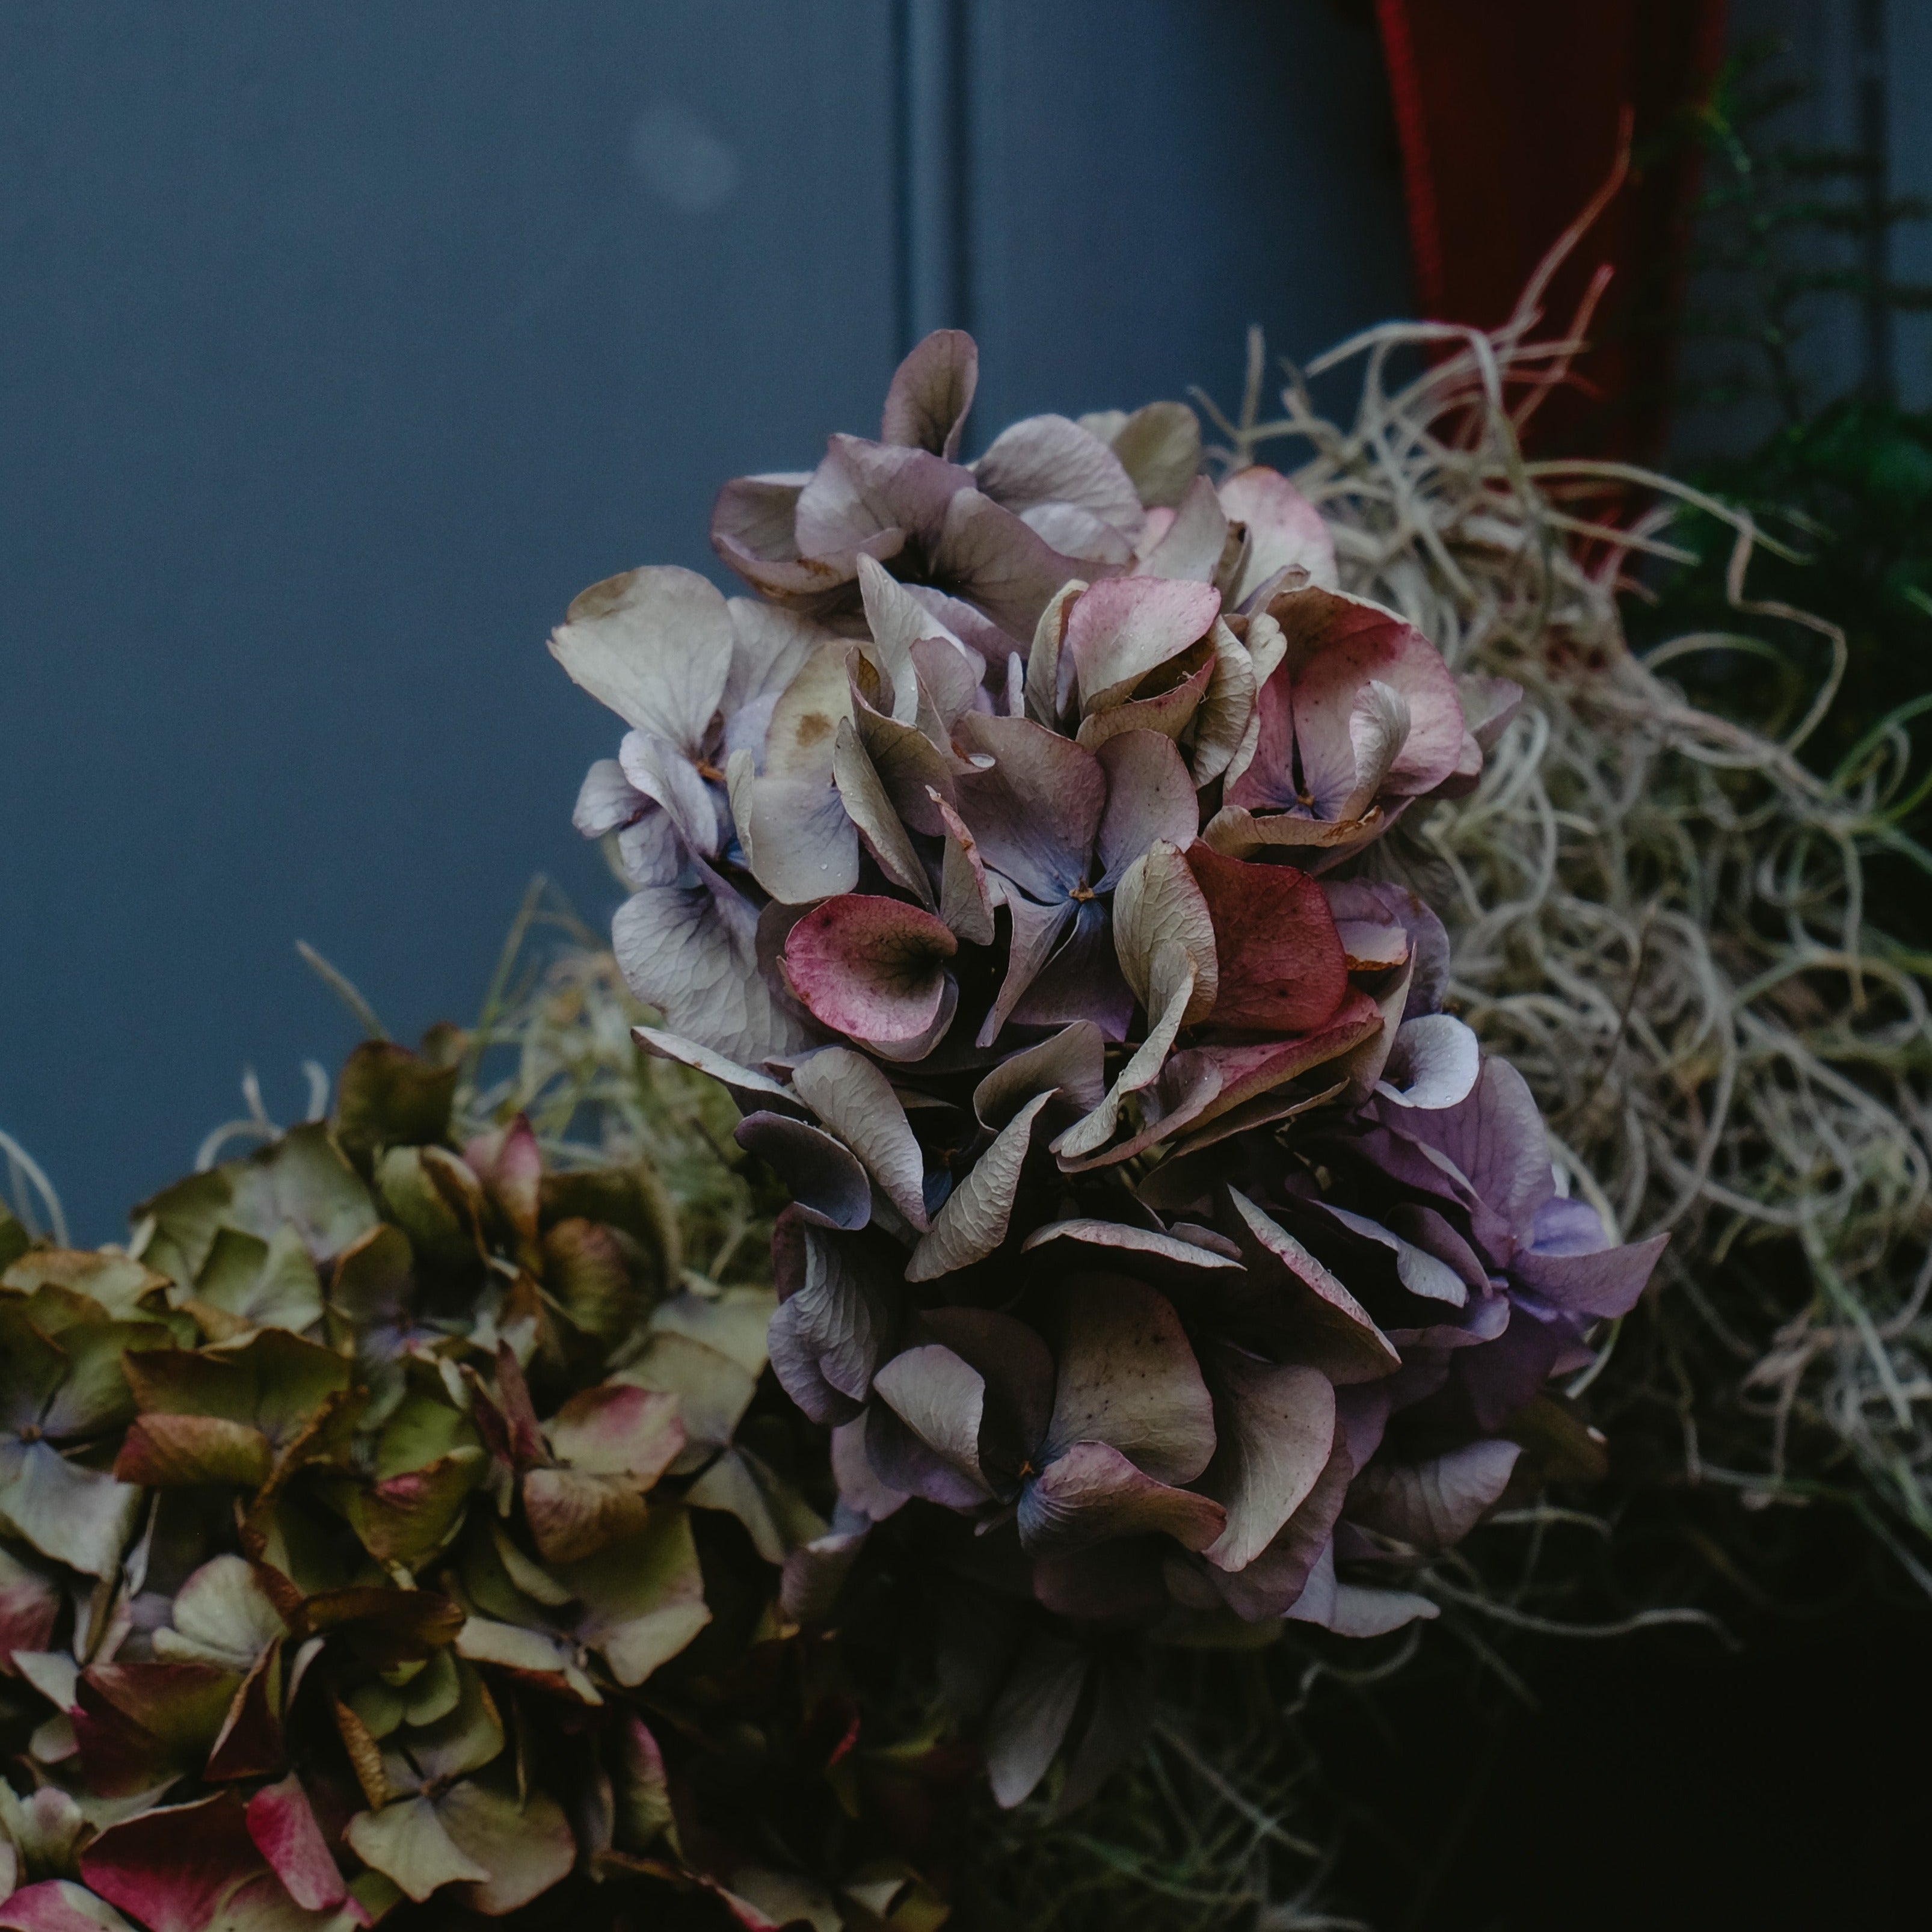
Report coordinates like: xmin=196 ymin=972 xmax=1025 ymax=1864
xmin=554 ymin=331 xmax=1662 ymax=1812
xmin=0 ymin=1038 xmax=949 ymax=1929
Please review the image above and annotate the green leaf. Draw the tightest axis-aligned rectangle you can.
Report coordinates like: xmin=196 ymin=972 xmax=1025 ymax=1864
xmin=334 ymin=1041 xmax=460 ymax=1163
xmin=0 ymin=1439 xmax=143 ymax=1578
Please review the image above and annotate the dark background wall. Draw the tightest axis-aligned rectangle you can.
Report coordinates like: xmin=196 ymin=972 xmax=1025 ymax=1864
xmin=0 ymin=1 xmax=1409 ymax=1239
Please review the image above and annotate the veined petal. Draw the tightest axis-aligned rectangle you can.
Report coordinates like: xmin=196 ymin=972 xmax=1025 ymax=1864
xmin=783 ymin=896 xmax=957 ymax=1046
xmin=549 ymin=565 xmax=733 ymax=752
xmin=1017 ymin=1442 xmax=1225 ymax=1554
xmin=1218 ymin=467 xmax=1337 ymax=600
xmin=881 ymin=328 xmax=978 ymax=458
xmin=1187 ymin=845 xmax=1348 ymax=1033
xmin=1045 ymin=1279 xmax=1216 ymax=1484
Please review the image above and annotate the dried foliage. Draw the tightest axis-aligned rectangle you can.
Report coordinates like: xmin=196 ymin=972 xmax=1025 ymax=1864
xmin=0 ymin=1015 xmax=958 ymax=1931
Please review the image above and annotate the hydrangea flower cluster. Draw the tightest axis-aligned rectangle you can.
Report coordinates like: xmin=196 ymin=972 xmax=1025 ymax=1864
xmin=557 ymin=333 xmax=1666 ymax=1806
xmin=0 ymin=1044 xmax=950 ymax=1931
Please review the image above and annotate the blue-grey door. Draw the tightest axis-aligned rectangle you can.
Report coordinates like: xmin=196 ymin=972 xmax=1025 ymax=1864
xmin=0 ymin=1 xmax=1409 ymax=1237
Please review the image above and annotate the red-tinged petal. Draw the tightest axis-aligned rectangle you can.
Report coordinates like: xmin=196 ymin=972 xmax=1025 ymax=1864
xmin=1278 ymin=587 xmax=1465 ymax=798
xmin=463 ymin=1116 xmax=542 ymax=1252
xmin=1218 ymin=466 xmax=1338 ymax=601
xmin=0 ymin=1882 xmax=138 ymax=1932
xmin=783 ymin=896 xmax=958 ymax=1045
xmin=245 ymin=1774 xmax=348 ymax=1912
xmin=203 ymin=1638 xmax=283 ymax=1782
xmin=1186 ymin=844 xmax=1347 ymax=1033
xmin=81 ymin=1792 xmax=312 ymax=1932
xmin=0 ymin=1542 xmax=63 ymax=1667
xmin=1064 ymin=576 xmax=1220 ymax=713
xmin=73 ymin=1662 xmax=240 ymax=1798
xmin=546 ymin=1383 xmax=685 ymax=1485
xmin=112 ymin=1415 xmax=272 ymax=1491
xmin=490 ymin=1344 xmax=546 ymax=1465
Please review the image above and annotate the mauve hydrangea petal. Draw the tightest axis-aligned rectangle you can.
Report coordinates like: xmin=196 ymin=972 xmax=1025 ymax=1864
xmin=881 ymin=328 xmax=979 ymax=458
xmin=905 ymin=1091 xmax=1054 ymax=1281
xmin=1348 ymin=1439 xmax=1522 ymax=1552
xmin=973 ymin=1021 xmax=1107 ymax=1130
xmin=1223 ymin=1189 xmax=1400 ymax=1385
xmin=724 ymin=595 xmax=837 ymax=723
xmin=571 ymin=757 xmax=647 ymax=839
xmin=766 ymin=1223 xmax=893 ymax=1423
xmin=734 ymin=1113 xmax=872 ymax=1231
xmin=1134 ymin=473 xmax=1229 ymax=582
xmin=796 ymin=435 xmax=972 ymax=560
xmin=1010 ymin=899 xmax=1135 ymax=1041
xmin=1375 ymin=1015 xmax=1481 ymax=1110
xmin=1512 ymin=1231 xmax=1668 ymax=1320
xmin=1379 ymin=1055 xmax=1554 ymax=1249
xmin=975 ymin=413 xmax=1144 ymax=538
xmin=1044 ymin=1280 xmax=1215 ymax=1485
xmin=1198 ymin=1356 xmax=1338 ymax=1572
xmin=1094 ymin=731 xmax=1198 ymax=890
xmin=1111 ymin=838 xmax=1219 ymax=1024
xmin=1530 ymin=1193 xmax=1607 ymax=1255
xmin=921 ymin=1308 xmax=1057 ymax=1478
xmin=953 ymin=713 xmax=1105 ymax=901
xmin=1218 ymin=466 xmax=1338 ymax=601
xmin=614 ymin=859 xmax=813 ymax=1070
xmin=1208 ymin=1419 xmax=1352 ymax=1619
xmin=863 ymin=1401 xmax=989 ymax=1512
xmin=1065 ymin=577 xmax=1221 ymax=713
xmin=1084 ymin=399 xmax=1201 ymax=509
xmin=783 ymin=896 xmax=957 ymax=1046
xmin=982 ymin=1634 xmax=1087 ymax=1810
xmin=870 ymin=1345 xmax=991 ymax=1496
xmin=791 ymin=1048 xmax=931 ymax=1230
xmin=1017 ymin=1441 xmax=1226 ymax=1554
xmin=931 ymin=488 xmax=1110 ymax=637
xmin=710 ymin=471 xmax=808 ymax=569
